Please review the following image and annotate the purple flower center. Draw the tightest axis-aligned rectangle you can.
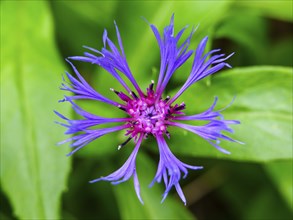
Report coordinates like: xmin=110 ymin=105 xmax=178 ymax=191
xmin=128 ymin=98 xmax=168 ymax=133
xmin=113 ymin=81 xmax=185 ymax=139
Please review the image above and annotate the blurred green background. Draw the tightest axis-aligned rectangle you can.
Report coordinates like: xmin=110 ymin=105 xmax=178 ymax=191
xmin=1 ymin=0 xmax=292 ymax=219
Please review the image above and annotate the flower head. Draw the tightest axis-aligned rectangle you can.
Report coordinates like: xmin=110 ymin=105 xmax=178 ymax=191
xmin=56 ymin=15 xmax=241 ymax=205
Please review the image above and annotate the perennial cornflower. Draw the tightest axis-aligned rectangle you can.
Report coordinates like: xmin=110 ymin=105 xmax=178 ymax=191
xmin=56 ymin=15 xmax=240 ymax=205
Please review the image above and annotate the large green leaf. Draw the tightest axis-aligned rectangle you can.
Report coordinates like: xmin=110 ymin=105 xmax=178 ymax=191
xmin=113 ymin=151 xmax=195 ymax=219
xmin=265 ymin=160 xmax=293 ymax=209
xmin=1 ymin=2 xmax=71 ymax=219
xmin=168 ymin=66 xmax=292 ymax=162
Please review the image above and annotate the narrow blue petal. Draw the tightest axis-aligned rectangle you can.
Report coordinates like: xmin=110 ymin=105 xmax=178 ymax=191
xmin=151 ymin=135 xmax=202 ymax=204
xmin=175 ymin=184 xmax=187 ymax=206
xmin=103 ymin=29 xmax=107 ymax=46
xmin=133 ymin=171 xmax=144 ymax=204
xmin=169 ymin=119 xmax=239 ymax=154
xmin=169 ymin=37 xmax=233 ymax=104
xmin=114 ymin=21 xmax=125 ymax=56
xmin=62 ymin=60 xmax=120 ymax=106
xmin=90 ymin=135 xmax=144 ymax=203
xmin=151 ymin=15 xmax=195 ymax=97
xmin=68 ymin=28 xmax=143 ymax=96
xmin=61 ymin=124 xmax=130 ymax=156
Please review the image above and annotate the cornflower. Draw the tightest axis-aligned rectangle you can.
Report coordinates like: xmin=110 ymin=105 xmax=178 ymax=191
xmin=55 ymin=15 xmax=240 ymax=205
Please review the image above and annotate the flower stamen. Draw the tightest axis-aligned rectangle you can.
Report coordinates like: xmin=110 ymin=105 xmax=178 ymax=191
xmin=118 ymin=137 xmax=132 ymax=150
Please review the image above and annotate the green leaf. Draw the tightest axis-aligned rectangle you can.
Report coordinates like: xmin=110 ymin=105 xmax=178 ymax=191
xmin=243 ymin=184 xmax=292 ymax=219
xmin=1 ymin=2 xmax=71 ymax=219
xmin=218 ymin=162 xmax=292 ymax=220
xmin=214 ymin=8 xmax=292 ymax=67
xmin=113 ymin=152 xmax=196 ymax=219
xmin=234 ymin=0 xmax=293 ymax=22
xmin=51 ymin=1 xmax=118 ymax=57
xmin=214 ymin=10 xmax=269 ymax=65
xmin=169 ymin=66 xmax=292 ymax=162
xmin=268 ymin=38 xmax=293 ymax=67
xmin=265 ymin=160 xmax=293 ymax=209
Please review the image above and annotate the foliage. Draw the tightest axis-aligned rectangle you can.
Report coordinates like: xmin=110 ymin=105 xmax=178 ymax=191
xmin=1 ymin=1 xmax=292 ymax=219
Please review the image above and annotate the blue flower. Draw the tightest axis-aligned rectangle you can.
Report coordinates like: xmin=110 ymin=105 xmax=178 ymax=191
xmin=56 ymin=15 xmax=241 ymax=205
